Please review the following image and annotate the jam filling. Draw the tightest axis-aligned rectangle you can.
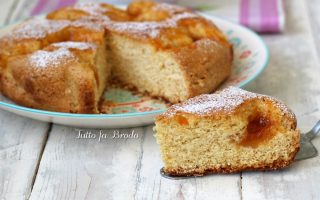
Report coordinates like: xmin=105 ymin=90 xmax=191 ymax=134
xmin=177 ymin=115 xmax=189 ymax=126
xmin=239 ymin=114 xmax=275 ymax=148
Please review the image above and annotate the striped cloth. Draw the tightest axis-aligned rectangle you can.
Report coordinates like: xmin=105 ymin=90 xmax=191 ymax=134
xmin=31 ymin=0 xmax=285 ymax=33
xmin=240 ymin=0 xmax=284 ymax=32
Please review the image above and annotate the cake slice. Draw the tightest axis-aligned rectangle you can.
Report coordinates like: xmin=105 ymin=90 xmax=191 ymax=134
xmin=155 ymin=87 xmax=300 ymax=176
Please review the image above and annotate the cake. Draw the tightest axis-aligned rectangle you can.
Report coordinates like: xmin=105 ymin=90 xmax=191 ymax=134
xmin=155 ymin=87 xmax=300 ymax=176
xmin=0 ymin=1 xmax=232 ymax=113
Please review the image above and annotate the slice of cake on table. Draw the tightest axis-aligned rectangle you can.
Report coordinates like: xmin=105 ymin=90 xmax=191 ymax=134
xmin=155 ymin=87 xmax=300 ymax=176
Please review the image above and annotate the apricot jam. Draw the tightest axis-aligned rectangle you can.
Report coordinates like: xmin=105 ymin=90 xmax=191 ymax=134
xmin=177 ymin=115 xmax=189 ymax=126
xmin=239 ymin=115 xmax=275 ymax=148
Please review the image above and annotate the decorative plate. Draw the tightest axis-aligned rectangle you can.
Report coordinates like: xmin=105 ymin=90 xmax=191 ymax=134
xmin=0 ymin=14 xmax=269 ymax=128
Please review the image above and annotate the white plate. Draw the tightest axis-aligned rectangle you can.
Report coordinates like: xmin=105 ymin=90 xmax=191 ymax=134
xmin=0 ymin=14 xmax=269 ymax=128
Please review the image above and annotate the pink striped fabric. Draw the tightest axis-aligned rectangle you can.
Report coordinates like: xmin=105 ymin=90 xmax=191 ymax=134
xmin=240 ymin=0 xmax=283 ymax=33
xmin=30 ymin=0 xmax=284 ymax=33
xmin=31 ymin=0 xmax=77 ymax=15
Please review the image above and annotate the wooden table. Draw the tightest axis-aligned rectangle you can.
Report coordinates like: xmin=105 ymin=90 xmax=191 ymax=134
xmin=1 ymin=0 xmax=320 ymax=199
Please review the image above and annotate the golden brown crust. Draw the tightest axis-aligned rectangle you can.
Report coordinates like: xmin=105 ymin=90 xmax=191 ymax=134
xmin=172 ymin=39 xmax=232 ymax=100
xmin=47 ymin=1 xmax=232 ymax=50
xmin=1 ymin=42 xmax=100 ymax=113
xmin=0 ymin=17 xmax=105 ymax=70
xmin=47 ymin=2 xmax=130 ymax=21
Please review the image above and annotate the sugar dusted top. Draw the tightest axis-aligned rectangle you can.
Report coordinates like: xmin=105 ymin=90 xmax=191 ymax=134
xmin=5 ymin=17 xmax=103 ymax=42
xmin=29 ymin=41 xmax=95 ymax=68
xmin=74 ymin=2 xmax=110 ymax=15
xmin=29 ymin=48 xmax=74 ymax=68
xmin=51 ymin=41 xmax=97 ymax=50
xmin=152 ymin=2 xmax=187 ymax=14
xmin=158 ymin=87 xmax=296 ymax=120
xmin=109 ymin=21 xmax=169 ymax=39
xmin=108 ymin=12 xmax=199 ymax=39
xmin=10 ymin=18 xmax=69 ymax=40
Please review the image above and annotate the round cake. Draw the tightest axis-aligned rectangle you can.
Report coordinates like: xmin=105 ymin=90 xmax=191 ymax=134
xmin=0 ymin=1 xmax=232 ymax=113
xmin=155 ymin=87 xmax=300 ymax=176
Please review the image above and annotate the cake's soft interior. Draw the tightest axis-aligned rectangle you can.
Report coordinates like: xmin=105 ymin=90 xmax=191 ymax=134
xmin=74 ymin=42 xmax=110 ymax=112
xmin=106 ymin=33 xmax=189 ymax=103
xmin=155 ymin=99 xmax=299 ymax=175
xmin=91 ymin=42 xmax=110 ymax=99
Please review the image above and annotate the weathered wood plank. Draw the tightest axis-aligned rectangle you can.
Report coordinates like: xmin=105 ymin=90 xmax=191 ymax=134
xmin=0 ymin=0 xmax=19 ymax=25
xmin=9 ymin=0 xmax=39 ymax=23
xmin=30 ymin=125 xmax=241 ymax=200
xmin=306 ymin=0 xmax=320 ymax=60
xmin=0 ymin=112 xmax=50 ymax=200
xmin=242 ymin=0 xmax=320 ymax=199
xmin=30 ymin=126 xmax=148 ymax=199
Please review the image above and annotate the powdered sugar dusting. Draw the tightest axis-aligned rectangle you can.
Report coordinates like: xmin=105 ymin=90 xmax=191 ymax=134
xmin=169 ymin=12 xmax=199 ymax=22
xmin=264 ymin=96 xmax=296 ymax=119
xmin=52 ymin=41 xmax=96 ymax=50
xmin=109 ymin=21 xmax=172 ymax=38
xmin=163 ymin=87 xmax=296 ymax=119
xmin=11 ymin=18 xmax=69 ymax=39
xmin=29 ymin=41 xmax=97 ymax=68
xmin=153 ymin=2 xmax=187 ymax=14
xmin=109 ymin=12 xmax=198 ymax=39
xmin=29 ymin=48 xmax=74 ymax=68
xmin=72 ymin=17 xmax=105 ymax=31
xmin=9 ymin=2 xmax=206 ymax=42
xmin=8 ymin=18 xmax=104 ymax=41
xmin=173 ymin=87 xmax=257 ymax=115
xmin=74 ymin=2 xmax=110 ymax=16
